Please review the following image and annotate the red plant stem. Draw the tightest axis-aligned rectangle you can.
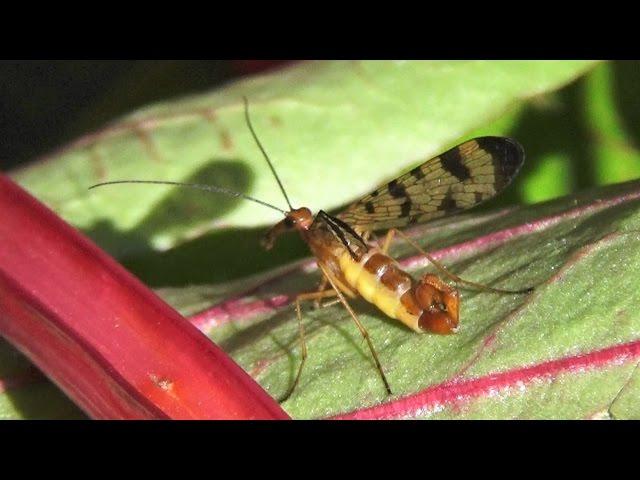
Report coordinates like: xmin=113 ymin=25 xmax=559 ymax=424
xmin=0 ymin=175 xmax=288 ymax=419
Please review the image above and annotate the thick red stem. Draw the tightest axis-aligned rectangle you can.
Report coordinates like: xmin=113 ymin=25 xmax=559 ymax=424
xmin=0 ymin=175 xmax=289 ymax=419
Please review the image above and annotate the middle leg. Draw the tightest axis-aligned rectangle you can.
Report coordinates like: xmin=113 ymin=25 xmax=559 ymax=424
xmin=317 ymin=264 xmax=393 ymax=395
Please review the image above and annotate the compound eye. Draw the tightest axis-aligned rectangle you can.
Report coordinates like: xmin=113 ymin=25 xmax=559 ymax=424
xmin=284 ymin=216 xmax=295 ymax=228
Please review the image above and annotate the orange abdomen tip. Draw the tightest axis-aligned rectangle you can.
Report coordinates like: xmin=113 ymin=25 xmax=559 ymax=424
xmin=418 ymin=310 xmax=458 ymax=334
xmin=415 ymin=275 xmax=459 ymax=334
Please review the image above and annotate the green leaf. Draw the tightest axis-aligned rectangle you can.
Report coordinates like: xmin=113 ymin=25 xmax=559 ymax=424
xmin=8 ymin=60 xmax=629 ymax=419
xmin=0 ymin=339 xmax=86 ymax=419
xmin=11 ymin=60 xmax=597 ymax=259
xmin=501 ymin=61 xmax=640 ymax=206
xmin=154 ymin=180 xmax=640 ymax=419
xmin=585 ymin=62 xmax=640 ymax=185
xmin=3 ymin=179 xmax=640 ymax=419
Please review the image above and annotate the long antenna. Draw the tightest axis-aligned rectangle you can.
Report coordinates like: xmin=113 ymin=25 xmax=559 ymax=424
xmin=243 ymin=96 xmax=293 ymax=211
xmin=88 ymin=180 xmax=288 ymax=214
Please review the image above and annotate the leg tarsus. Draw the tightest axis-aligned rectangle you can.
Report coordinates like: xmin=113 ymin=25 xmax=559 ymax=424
xmin=279 ymin=298 xmax=308 ymax=402
xmin=279 ymin=288 xmax=339 ymax=402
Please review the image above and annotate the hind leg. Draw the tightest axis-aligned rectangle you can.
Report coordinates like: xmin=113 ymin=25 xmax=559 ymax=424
xmin=381 ymin=228 xmax=532 ymax=295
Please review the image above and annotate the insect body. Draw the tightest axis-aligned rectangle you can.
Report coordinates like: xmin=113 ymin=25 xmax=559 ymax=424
xmin=268 ymin=207 xmax=460 ymax=335
xmin=90 ymin=98 xmax=530 ymax=401
xmin=259 ymin=134 xmax=528 ymax=398
xmin=337 ymin=241 xmax=460 ymax=335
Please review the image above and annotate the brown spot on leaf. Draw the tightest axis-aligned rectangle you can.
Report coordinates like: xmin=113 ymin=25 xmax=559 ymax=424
xmin=89 ymin=147 xmax=107 ymax=182
xmin=270 ymin=115 xmax=283 ymax=127
xmin=135 ymin=127 xmax=162 ymax=163
xmin=220 ymin=129 xmax=233 ymax=150
xmin=201 ymin=107 xmax=217 ymax=123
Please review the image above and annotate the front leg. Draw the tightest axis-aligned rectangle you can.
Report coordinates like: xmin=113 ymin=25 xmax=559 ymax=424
xmin=280 ymin=288 xmax=340 ymax=402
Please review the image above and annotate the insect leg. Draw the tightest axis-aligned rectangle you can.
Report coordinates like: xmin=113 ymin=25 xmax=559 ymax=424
xmin=313 ymin=275 xmax=330 ymax=309
xmin=362 ymin=230 xmax=382 ymax=249
xmin=317 ymin=264 xmax=393 ymax=395
xmin=389 ymin=228 xmax=533 ymax=295
xmin=313 ymin=274 xmax=346 ymax=309
xmin=360 ymin=230 xmax=375 ymax=243
xmin=380 ymin=229 xmax=396 ymax=255
xmin=280 ymin=288 xmax=339 ymax=402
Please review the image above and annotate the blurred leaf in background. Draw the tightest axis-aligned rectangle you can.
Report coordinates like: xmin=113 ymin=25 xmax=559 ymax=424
xmin=0 ymin=60 xmax=289 ymax=170
xmin=10 ymin=60 xmax=608 ymax=285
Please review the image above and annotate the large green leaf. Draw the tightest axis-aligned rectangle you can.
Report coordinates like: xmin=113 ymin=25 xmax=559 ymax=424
xmin=5 ymin=178 xmax=638 ymax=419
xmin=164 ymin=179 xmax=640 ymax=419
xmin=11 ymin=61 xmax=596 ymax=259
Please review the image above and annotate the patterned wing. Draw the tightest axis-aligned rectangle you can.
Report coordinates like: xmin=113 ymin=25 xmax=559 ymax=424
xmin=337 ymin=137 xmax=525 ymax=231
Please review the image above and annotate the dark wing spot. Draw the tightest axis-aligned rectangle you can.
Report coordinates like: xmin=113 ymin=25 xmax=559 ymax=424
xmin=400 ymin=200 xmax=412 ymax=217
xmin=388 ymin=179 xmax=407 ymax=198
xmin=440 ymin=147 xmax=471 ymax=182
xmin=441 ymin=191 xmax=458 ymax=211
xmin=410 ymin=166 xmax=425 ymax=180
xmin=365 ymin=201 xmax=375 ymax=214
xmin=475 ymin=137 xmax=525 ymax=189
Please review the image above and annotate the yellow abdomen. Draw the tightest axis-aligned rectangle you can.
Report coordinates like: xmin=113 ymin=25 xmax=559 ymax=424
xmin=337 ymin=250 xmax=422 ymax=332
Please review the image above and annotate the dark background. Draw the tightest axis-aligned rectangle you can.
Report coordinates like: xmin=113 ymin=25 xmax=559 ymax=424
xmin=0 ymin=60 xmax=284 ymax=171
